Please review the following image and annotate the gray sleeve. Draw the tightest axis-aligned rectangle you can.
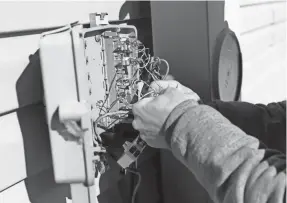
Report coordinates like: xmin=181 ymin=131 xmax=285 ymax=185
xmin=162 ymin=100 xmax=286 ymax=203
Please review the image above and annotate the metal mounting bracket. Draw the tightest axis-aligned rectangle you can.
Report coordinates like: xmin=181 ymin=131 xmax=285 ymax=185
xmin=89 ymin=12 xmax=109 ymax=27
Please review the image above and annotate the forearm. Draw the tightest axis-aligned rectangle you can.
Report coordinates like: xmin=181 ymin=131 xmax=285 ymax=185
xmin=206 ymin=100 xmax=286 ymax=153
xmin=163 ymin=100 xmax=286 ymax=203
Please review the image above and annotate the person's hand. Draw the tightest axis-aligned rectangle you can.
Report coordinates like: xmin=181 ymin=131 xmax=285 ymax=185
xmin=132 ymin=80 xmax=200 ymax=149
xmin=164 ymin=74 xmax=175 ymax=80
xmin=151 ymin=80 xmax=200 ymax=99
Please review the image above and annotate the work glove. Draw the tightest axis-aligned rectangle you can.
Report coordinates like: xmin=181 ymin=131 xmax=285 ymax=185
xmin=132 ymin=80 xmax=200 ymax=149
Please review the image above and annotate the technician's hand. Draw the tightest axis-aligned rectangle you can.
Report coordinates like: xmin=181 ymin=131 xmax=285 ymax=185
xmin=132 ymin=80 xmax=200 ymax=149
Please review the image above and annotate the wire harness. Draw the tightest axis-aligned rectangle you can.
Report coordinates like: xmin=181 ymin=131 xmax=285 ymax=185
xmin=92 ymin=30 xmax=170 ymax=175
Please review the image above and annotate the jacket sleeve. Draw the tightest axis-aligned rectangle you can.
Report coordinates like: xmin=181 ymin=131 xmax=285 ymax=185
xmin=162 ymin=100 xmax=286 ymax=203
xmin=206 ymin=100 xmax=286 ymax=153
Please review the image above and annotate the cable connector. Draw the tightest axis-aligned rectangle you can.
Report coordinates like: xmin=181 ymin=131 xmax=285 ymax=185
xmin=117 ymin=136 xmax=146 ymax=169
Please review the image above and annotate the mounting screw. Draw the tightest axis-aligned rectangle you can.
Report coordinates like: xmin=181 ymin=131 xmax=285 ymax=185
xmin=99 ymin=12 xmax=108 ymax=20
xmin=95 ymin=35 xmax=101 ymax=42
xmin=89 ymin=12 xmax=109 ymax=27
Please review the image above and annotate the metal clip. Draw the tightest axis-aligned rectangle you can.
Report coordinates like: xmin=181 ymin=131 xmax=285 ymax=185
xmin=89 ymin=12 xmax=109 ymax=27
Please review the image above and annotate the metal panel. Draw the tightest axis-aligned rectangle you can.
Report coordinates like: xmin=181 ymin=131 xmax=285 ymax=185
xmin=150 ymin=1 xmax=225 ymax=203
xmin=150 ymin=1 xmax=212 ymax=102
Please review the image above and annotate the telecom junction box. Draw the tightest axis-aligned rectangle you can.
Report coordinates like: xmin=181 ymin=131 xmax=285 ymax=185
xmin=39 ymin=13 xmax=169 ymax=202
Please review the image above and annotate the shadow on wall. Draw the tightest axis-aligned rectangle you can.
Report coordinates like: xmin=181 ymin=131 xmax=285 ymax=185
xmin=16 ymin=50 xmax=71 ymax=203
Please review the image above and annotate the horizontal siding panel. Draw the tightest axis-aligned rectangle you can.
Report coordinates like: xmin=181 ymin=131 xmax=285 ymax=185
xmin=240 ymin=22 xmax=286 ymax=62
xmin=0 ymin=168 xmax=70 ymax=203
xmin=0 ymin=35 xmax=42 ymax=114
xmin=240 ymin=0 xmax=286 ymax=6
xmin=240 ymin=2 xmax=286 ymax=34
xmin=0 ymin=1 xmax=129 ymax=32
xmin=0 ymin=113 xmax=26 ymax=191
xmin=0 ymin=181 xmax=32 ymax=203
xmin=241 ymin=43 xmax=286 ymax=104
xmin=0 ymin=105 xmax=51 ymax=191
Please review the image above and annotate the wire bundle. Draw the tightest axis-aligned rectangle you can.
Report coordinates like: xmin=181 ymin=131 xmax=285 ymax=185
xmin=92 ymin=39 xmax=170 ymax=145
xmin=92 ymin=37 xmax=169 ymax=201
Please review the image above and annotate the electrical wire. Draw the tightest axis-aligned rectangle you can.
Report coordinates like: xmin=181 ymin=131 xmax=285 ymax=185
xmin=106 ymin=98 xmax=120 ymax=113
xmin=99 ymin=73 xmax=117 ymax=115
xmin=93 ymin=110 xmax=129 ymax=144
xmin=93 ymin=38 xmax=170 ymax=146
xmin=141 ymin=90 xmax=157 ymax=99
xmin=126 ymin=168 xmax=142 ymax=203
xmin=92 ymin=38 xmax=170 ymax=202
xmin=106 ymin=111 xmax=129 ymax=129
xmin=160 ymin=59 xmax=170 ymax=79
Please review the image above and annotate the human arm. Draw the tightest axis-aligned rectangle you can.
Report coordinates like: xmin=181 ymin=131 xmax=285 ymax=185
xmin=206 ymin=100 xmax=286 ymax=153
xmin=164 ymin=99 xmax=286 ymax=203
xmin=132 ymin=81 xmax=286 ymax=203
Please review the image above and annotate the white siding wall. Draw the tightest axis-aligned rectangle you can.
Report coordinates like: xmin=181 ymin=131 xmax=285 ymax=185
xmin=0 ymin=2 xmax=133 ymax=202
xmin=226 ymin=0 xmax=286 ymax=104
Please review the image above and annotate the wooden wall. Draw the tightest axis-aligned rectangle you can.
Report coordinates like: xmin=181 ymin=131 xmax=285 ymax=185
xmin=0 ymin=2 xmax=159 ymax=203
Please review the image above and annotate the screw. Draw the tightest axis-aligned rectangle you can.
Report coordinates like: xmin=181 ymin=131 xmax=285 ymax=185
xmin=95 ymin=35 xmax=101 ymax=42
xmin=86 ymin=57 xmax=89 ymax=64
